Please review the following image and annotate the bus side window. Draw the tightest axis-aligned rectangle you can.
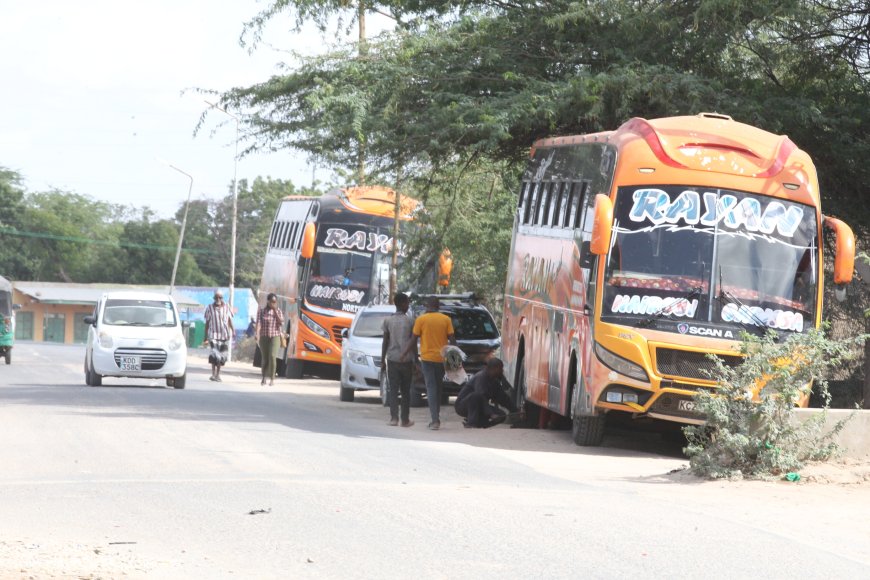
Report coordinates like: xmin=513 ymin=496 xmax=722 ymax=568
xmin=574 ymin=182 xmax=591 ymax=229
xmin=536 ymin=182 xmax=551 ymax=226
xmin=526 ymin=182 xmax=540 ymax=225
xmin=547 ymin=182 xmax=562 ymax=227
xmin=281 ymin=222 xmax=292 ymax=249
xmin=518 ymin=181 xmax=531 ymax=222
xmin=269 ymin=222 xmax=281 ymax=249
xmin=567 ymin=182 xmax=583 ymax=228
xmin=557 ymin=182 xmax=571 ymax=228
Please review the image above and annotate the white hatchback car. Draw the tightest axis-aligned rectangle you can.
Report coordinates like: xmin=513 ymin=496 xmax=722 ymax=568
xmin=339 ymin=304 xmax=397 ymax=402
xmin=83 ymin=291 xmax=188 ymax=388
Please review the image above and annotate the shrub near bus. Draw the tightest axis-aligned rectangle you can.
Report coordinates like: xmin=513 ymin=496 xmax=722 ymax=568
xmin=501 ymin=113 xmax=855 ymax=446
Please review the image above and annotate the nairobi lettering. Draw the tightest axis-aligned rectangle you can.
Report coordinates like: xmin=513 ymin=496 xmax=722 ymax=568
xmin=309 ymin=285 xmax=365 ymax=304
xmin=611 ymin=294 xmax=699 ymax=318
xmin=323 ymin=228 xmax=397 ymax=254
xmin=629 ymin=189 xmax=804 ymax=238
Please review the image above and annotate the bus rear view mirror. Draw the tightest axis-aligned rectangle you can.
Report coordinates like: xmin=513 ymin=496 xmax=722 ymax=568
xmin=823 ymin=216 xmax=855 ymax=284
xmin=300 ymin=222 xmax=316 ymax=259
xmin=590 ymin=194 xmax=614 ymax=255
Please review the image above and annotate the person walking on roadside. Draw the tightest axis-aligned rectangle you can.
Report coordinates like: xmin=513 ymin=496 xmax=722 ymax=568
xmin=381 ymin=292 xmax=415 ymax=428
xmin=402 ymin=296 xmax=455 ymax=430
xmin=203 ymin=290 xmax=234 ymax=382
xmin=455 ymin=358 xmax=518 ymax=428
xmin=256 ymin=292 xmax=285 ymax=386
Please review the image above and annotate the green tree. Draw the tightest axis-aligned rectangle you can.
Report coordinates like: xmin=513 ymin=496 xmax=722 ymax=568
xmin=217 ymin=1 xmax=870 ymax=238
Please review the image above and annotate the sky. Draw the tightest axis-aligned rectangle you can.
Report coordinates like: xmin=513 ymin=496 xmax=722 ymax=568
xmin=0 ymin=1 xmax=378 ymax=218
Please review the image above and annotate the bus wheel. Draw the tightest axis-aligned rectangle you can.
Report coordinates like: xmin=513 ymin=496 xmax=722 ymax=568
xmin=4 ymin=349 xmax=10 ymax=365
xmin=515 ymin=358 xmax=540 ymax=427
xmin=571 ymin=377 xmax=605 ymax=446
xmin=284 ymin=358 xmax=304 ymax=379
xmin=340 ymin=384 xmax=355 ymax=402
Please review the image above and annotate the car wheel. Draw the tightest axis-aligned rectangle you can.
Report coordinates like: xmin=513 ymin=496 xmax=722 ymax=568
xmin=87 ymin=357 xmax=102 ymax=387
xmin=339 ymin=384 xmax=355 ymax=402
xmin=173 ymin=373 xmax=187 ymax=390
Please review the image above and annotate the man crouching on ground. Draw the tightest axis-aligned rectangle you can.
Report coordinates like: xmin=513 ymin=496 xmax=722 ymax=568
xmin=454 ymin=357 xmax=518 ymax=428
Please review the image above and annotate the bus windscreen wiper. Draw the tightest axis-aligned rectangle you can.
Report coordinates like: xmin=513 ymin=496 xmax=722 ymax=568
xmin=637 ymin=286 xmax=703 ymax=328
xmin=716 ymin=269 xmax=768 ymax=337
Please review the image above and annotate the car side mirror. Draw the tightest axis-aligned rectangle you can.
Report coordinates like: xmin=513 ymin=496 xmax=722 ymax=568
xmin=341 ymin=328 xmax=348 ymax=339
xmin=181 ymin=321 xmax=191 ymax=328
xmin=83 ymin=315 xmax=96 ymax=325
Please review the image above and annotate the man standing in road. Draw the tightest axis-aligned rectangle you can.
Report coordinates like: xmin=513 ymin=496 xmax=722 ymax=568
xmin=381 ymin=292 xmax=415 ymax=428
xmin=403 ymin=296 xmax=455 ymax=430
xmin=455 ymin=358 xmax=518 ymax=428
xmin=203 ymin=291 xmax=234 ymax=382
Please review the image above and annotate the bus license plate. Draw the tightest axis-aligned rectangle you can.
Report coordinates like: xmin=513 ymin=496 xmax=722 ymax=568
xmin=678 ymin=399 xmax=696 ymax=412
xmin=120 ymin=355 xmax=141 ymax=371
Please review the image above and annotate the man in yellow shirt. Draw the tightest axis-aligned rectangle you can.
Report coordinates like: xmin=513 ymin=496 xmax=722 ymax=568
xmin=403 ymin=296 xmax=456 ymax=430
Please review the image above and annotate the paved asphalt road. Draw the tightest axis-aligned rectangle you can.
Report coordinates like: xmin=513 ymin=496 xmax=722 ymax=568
xmin=0 ymin=342 xmax=868 ymax=579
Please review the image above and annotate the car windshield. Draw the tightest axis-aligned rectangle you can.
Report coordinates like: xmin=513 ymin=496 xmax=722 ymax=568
xmin=0 ymin=290 xmax=11 ymax=317
xmin=103 ymin=299 xmax=178 ymax=327
xmin=602 ymin=185 xmax=817 ymax=334
xmin=352 ymin=311 xmax=393 ymax=338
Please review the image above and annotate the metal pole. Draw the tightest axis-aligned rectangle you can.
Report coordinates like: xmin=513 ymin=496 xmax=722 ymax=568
xmin=167 ymin=164 xmax=194 ymax=295
xmin=205 ymin=100 xmax=241 ymax=362
xmin=204 ymin=100 xmax=240 ymax=314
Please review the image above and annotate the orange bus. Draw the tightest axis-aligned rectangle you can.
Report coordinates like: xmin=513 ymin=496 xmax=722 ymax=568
xmin=502 ymin=113 xmax=856 ymax=445
xmin=257 ymin=186 xmax=419 ymax=378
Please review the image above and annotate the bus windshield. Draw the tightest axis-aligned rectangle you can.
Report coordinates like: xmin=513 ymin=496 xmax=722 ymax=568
xmin=306 ymin=224 xmax=395 ymax=312
xmin=602 ymin=186 xmax=817 ymax=334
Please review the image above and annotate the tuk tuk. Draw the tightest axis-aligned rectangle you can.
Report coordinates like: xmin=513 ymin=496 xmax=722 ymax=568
xmin=0 ymin=275 xmax=19 ymax=364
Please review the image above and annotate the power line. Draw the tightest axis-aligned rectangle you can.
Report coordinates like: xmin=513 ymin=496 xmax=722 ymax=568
xmin=0 ymin=226 xmax=251 ymax=256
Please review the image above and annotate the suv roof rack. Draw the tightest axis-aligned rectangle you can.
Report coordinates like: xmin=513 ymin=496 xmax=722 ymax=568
xmin=409 ymin=292 xmax=478 ymax=304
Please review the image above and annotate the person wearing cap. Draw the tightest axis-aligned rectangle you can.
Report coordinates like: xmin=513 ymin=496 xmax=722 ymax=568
xmin=203 ymin=290 xmax=234 ymax=382
xmin=454 ymin=357 xmax=518 ymax=428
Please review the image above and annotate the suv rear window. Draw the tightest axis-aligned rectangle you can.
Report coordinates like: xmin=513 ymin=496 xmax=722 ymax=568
xmin=446 ymin=309 xmax=498 ymax=340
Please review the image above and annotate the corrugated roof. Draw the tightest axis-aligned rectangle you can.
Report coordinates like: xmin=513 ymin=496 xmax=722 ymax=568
xmin=13 ymin=282 xmax=201 ymax=307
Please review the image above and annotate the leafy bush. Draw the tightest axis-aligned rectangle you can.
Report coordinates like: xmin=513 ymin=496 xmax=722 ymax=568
xmin=684 ymin=327 xmax=866 ymax=479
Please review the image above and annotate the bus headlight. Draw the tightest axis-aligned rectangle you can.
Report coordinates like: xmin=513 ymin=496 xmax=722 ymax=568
xmin=301 ymin=312 xmax=330 ymax=340
xmin=594 ymin=343 xmax=649 ymax=382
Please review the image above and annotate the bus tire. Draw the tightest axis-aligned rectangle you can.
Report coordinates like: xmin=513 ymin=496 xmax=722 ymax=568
xmin=284 ymin=358 xmax=304 ymax=379
xmin=515 ymin=357 xmax=540 ymax=427
xmin=340 ymin=385 xmax=355 ymax=402
xmin=571 ymin=376 xmax=604 ymax=446
xmin=4 ymin=350 xmax=10 ymax=365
